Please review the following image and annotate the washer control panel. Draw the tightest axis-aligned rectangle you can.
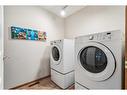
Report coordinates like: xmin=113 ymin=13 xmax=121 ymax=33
xmin=51 ymin=40 xmax=62 ymax=45
xmin=89 ymin=32 xmax=112 ymax=41
xmin=102 ymin=32 xmax=112 ymax=40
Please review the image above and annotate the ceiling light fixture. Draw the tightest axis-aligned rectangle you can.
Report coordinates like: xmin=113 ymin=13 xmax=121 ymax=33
xmin=60 ymin=5 xmax=68 ymax=17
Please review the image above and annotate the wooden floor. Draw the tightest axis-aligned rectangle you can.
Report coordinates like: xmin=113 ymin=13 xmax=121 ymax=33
xmin=13 ymin=77 xmax=74 ymax=90
xmin=9 ymin=73 xmax=127 ymax=89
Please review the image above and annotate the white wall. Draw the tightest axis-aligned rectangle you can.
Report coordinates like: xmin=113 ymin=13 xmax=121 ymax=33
xmin=4 ymin=6 xmax=64 ymax=89
xmin=0 ymin=6 xmax=3 ymax=89
xmin=65 ymin=6 xmax=125 ymax=38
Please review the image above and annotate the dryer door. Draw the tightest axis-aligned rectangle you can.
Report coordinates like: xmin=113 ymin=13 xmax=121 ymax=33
xmin=77 ymin=42 xmax=116 ymax=82
xmin=51 ymin=45 xmax=62 ymax=65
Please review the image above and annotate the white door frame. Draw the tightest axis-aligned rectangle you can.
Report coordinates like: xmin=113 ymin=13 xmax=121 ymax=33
xmin=0 ymin=6 xmax=3 ymax=89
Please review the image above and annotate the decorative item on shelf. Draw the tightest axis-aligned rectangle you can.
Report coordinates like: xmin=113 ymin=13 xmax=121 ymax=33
xmin=11 ymin=26 xmax=47 ymax=41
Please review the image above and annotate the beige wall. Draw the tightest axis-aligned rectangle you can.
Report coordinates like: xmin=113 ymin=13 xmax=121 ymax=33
xmin=65 ymin=6 xmax=125 ymax=38
xmin=4 ymin=6 xmax=64 ymax=89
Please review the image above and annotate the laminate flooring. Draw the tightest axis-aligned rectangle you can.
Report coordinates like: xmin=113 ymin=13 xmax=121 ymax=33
xmin=14 ymin=77 xmax=74 ymax=90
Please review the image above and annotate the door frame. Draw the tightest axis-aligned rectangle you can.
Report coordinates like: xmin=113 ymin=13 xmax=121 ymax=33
xmin=0 ymin=6 xmax=3 ymax=89
xmin=125 ymin=6 xmax=127 ymax=89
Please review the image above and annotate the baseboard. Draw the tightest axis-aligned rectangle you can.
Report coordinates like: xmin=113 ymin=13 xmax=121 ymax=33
xmin=10 ymin=75 xmax=50 ymax=89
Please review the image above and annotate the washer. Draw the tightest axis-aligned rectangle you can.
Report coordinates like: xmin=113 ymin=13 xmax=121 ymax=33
xmin=50 ymin=39 xmax=74 ymax=89
xmin=75 ymin=30 xmax=125 ymax=89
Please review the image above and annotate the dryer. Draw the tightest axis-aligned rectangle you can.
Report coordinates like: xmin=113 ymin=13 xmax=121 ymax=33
xmin=50 ymin=39 xmax=74 ymax=89
xmin=75 ymin=30 xmax=125 ymax=89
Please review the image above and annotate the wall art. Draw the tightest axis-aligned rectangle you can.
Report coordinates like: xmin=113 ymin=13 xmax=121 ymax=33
xmin=11 ymin=26 xmax=47 ymax=41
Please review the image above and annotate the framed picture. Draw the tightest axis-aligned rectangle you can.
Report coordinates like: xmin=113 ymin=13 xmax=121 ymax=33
xmin=11 ymin=26 xmax=47 ymax=41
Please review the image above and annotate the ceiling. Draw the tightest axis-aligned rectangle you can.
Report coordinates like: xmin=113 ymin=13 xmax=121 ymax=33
xmin=42 ymin=6 xmax=85 ymax=18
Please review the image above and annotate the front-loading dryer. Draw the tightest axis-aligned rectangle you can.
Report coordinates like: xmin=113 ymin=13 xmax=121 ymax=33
xmin=75 ymin=30 xmax=125 ymax=89
xmin=50 ymin=39 xmax=74 ymax=89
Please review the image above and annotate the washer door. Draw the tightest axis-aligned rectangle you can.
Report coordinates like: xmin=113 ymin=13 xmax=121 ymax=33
xmin=77 ymin=42 xmax=116 ymax=81
xmin=51 ymin=45 xmax=62 ymax=65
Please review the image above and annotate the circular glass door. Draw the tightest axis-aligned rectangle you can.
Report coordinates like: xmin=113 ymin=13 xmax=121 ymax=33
xmin=77 ymin=42 xmax=116 ymax=81
xmin=52 ymin=46 xmax=60 ymax=61
xmin=80 ymin=46 xmax=107 ymax=73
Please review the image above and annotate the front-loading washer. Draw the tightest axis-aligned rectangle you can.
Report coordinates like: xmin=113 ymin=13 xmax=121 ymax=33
xmin=50 ymin=39 xmax=75 ymax=89
xmin=75 ymin=30 xmax=125 ymax=89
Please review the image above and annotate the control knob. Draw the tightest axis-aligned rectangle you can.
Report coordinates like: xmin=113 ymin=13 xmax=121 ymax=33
xmin=89 ymin=36 xmax=94 ymax=40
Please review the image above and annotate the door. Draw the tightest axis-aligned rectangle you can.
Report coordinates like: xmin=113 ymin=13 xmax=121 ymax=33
xmin=80 ymin=46 xmax=107 ymax=73
xmin=52 ymin=46 xmax=60 ymax=61
xmin=51 ymin=44 xmax=62 ymax=65
xmin=77 ymin=42 xmax=116 ymax=81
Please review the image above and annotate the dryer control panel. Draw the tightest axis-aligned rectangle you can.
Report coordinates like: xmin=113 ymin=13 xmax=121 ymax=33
xmin=89 ymin=32 xmax=112 ymax=41
xmin=75 ymin=30 xmax=122 ymax=43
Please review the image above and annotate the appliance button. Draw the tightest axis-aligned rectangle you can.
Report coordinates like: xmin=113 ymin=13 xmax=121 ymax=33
xmin=89 ymin=36 xmax=94 ymax=40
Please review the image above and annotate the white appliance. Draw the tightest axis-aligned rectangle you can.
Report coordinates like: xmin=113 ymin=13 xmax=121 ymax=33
xmin=50 ymin=39 xmax=74 ymax=89
xmin=75 ymin=30 xmax=125 ymax=89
